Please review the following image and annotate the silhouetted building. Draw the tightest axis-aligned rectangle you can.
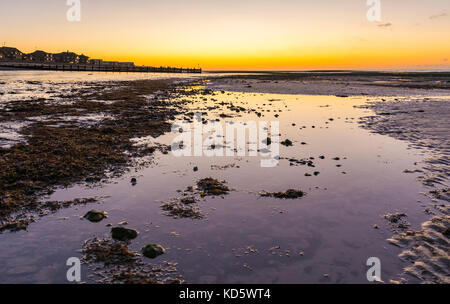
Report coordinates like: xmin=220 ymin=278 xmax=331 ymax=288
xmin=0 ymin=47 xmax=23 ymax=61
xmin=29 ymin=50 xmax=54 ymax=62
xmin=53 ymin=51 xmax=80 ymax=64
xmin=89 ymin=59 xmax=103 ymax=65
xmin=79 ymin=54 xmax=89 ymax=64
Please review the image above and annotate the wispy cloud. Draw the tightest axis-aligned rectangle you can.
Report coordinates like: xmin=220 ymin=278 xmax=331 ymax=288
xmin=377 ymin=22 xmax=392 ymax=27
xmin=429 ymin=12 xmax=447 ymax=20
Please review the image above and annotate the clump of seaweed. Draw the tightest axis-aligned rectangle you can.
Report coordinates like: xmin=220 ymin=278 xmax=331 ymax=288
xmin=384 ymin=212 xmax=410 ymax=230
xmin=197 ymin=178 xmax=230 ymax=196
xmin=0 ymin=197 xmax=99 ymax=233
xmin=82 ymin=237 xmax=138 ymax=265
xmin=259 ymin=189 xmax=305 ymax=199
xmin=161 ymin=199 xmax=204 ymax=219
xmin=81 ymin=237 xmax=183 ymax=284
xmin=0 ymin=79 xmax=201 ymax=227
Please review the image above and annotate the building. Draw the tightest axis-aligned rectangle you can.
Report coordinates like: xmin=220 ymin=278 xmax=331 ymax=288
xmin=0 ymin=47 xmax=23 ymax=61
xmin=53 ymin=51 xmax=80 ymax=64
xmin=101 ymin=61 xmax=135 ymax=67
xmin=78 ymin=54 xmax=89 ymax=64
xmin=29 ymin=50 xmax=54 ymax=62
xmin=89 ymin=59 xmax=103 ymax=65
xmin=119 ymin=62 xmax=134 ymax=67
xmin=102 ymin=61 xmax=120 ymax=66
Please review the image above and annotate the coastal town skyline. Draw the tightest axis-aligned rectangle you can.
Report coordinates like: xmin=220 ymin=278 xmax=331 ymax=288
xmin=1 ymin=0 xmax=450 ymax=70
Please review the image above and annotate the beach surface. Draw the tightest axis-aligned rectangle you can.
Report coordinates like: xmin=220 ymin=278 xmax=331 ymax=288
xmin=0 ymin=71 xmax=449 ymax=283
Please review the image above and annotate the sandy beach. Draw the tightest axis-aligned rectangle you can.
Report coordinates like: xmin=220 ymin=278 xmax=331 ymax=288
xmin=0 ymin=71 xmax=449 ymax=284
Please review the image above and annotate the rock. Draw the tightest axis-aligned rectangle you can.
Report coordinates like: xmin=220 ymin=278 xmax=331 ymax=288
xmin=262 ymin=137 xmax=271 ymax=145
xmin=281 ymin=139 xmax=293 ymax=146
xmin=193 ymin=166 xmax=198 ymax=172
xmin=111 ymin=226 xmax=139 ymax=241
xmin=142 ymin=244 xmax=165 ymax=259
xmin=83 ymin=210 xmax=107 ymax=222
xmin=131 ymin=178 xmax=137 ymax=186
xmin=260 ymin=189 xmax=305 ymax=199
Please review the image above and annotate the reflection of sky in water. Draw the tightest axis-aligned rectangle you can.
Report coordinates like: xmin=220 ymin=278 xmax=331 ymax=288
xmin=0 ymin=88 xmax=435 ymax=283
xmin=0 ymin=70 xmax=246 ymax=103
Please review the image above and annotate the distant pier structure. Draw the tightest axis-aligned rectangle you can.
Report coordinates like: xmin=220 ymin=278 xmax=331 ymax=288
xmin=0 ymin=61 xmax=202 ymax=74
xmin=0 ymin=47 xmax=202 ymax=73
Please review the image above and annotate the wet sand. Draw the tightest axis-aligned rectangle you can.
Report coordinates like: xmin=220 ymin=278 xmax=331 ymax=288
xmin=0 ymin=71 xmax=449 ymax=284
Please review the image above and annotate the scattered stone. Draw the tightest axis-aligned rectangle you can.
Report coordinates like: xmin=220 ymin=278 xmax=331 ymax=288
xmin=83 ymin=210 xmax=107 ymax=222
xmin=142 ymin=244 xmax=166 ymax=259
xmin=262 ymin=137 xmax=271 ymax=145
xmin=131 ymin=178 xmax=137 ymax=186
xmin=111 ymin=226 xmax=139 ymax=241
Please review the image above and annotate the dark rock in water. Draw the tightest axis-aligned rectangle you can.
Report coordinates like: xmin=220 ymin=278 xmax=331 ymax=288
xmin=84 ymin=210 xmax=107 ymax=222
xmin=142 ymin=244 xmax=165 ymax=259
xmin=305 ymin=173 xmax=312 ymax=177
xmin=281 ymin=139 xmax=293 ymax=147
xmin=313 ymin=171 xmax=320 ymax=176
xmin=193 ymin=166 xmax=198 ymax=172
xmin=262 ymin=137 xmax=271 ymax=145
xmin=131 ymin=178 xmax=137 ymax=186
xmin=260 ymin=189 xmax=305 ymax=199
xmin=319 ymin=156 xmax=325 ymax=159
xmin=111 ymin=227 xmax=139 ymax=241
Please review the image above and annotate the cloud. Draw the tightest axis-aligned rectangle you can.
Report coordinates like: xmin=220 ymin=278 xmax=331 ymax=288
xmin=377 ymin=23 xmax=392 ymax=27
xmin=444 ymin=58 xmax=448 ymax=62
xmin=429 ymin=12 xmax=447 ymax=20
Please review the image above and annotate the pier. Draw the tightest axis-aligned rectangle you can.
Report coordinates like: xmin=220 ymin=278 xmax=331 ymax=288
xmin=0 ymin=62 xmax=202 ymax=74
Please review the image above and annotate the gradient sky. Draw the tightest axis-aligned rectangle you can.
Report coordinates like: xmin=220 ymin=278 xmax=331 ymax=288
xmin=1 ymin=0 xmax=449 ymax=70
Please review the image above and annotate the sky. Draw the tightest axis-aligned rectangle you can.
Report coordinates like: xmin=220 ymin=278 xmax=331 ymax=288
xmin=1 ymin=0 xmax=449 ymax=70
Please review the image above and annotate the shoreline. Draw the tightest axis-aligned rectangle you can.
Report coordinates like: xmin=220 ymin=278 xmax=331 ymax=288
xmin=0 ymin=73 xmax=449 ymax=283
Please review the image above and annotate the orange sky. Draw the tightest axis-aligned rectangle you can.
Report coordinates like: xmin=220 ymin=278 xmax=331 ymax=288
xmin=1 ymin=0 xmax=449 ymax=70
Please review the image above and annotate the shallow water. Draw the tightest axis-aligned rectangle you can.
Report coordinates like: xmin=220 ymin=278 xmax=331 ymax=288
xmin=0 ymin=83 xmax=439 ymax=283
